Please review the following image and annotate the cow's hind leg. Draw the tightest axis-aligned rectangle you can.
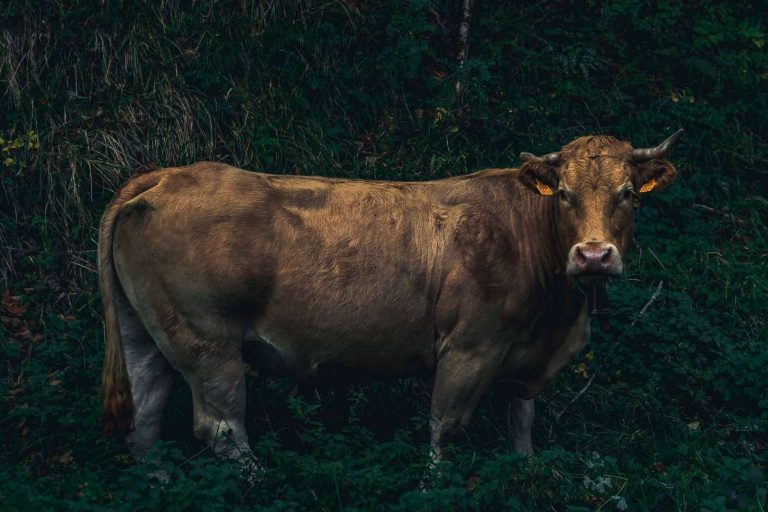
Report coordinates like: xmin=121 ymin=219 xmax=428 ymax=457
xmin=145 ymin=315 xmax=252 ymax=461
xmin=184 ymin=352 xmax=251 ymax=461
xmin=127 ymin=289 xmax=253 ymax=463
xmin=116 ymin=292 xmax=175 ymax=460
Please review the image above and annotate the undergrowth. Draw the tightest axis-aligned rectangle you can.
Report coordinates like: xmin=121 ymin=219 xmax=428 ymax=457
xmin=1 ymin=1 xmax=766 ymax=510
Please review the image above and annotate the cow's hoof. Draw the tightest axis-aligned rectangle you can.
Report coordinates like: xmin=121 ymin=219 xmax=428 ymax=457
xmin=419 ymin=456 xmax=449 ymax=492
xmin=512 ymin=443 xmax=534 ymax=457
xmin=146 ymin=468 xmax=170 ymax=487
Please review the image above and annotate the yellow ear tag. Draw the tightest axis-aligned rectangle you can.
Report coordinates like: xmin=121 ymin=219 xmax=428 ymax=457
xmin=535 ymin=179 xmax=554 ymax=195
xmin=639 ymin=178 xmax=657 ymax=193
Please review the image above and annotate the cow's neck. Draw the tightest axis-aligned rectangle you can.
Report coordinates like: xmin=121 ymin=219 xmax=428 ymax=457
xmin=504 ymin=187 xmax=586 ymax=324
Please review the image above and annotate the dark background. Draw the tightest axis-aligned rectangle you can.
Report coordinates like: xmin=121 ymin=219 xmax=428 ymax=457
xmin=1 ymin=1 xmax=766 ymax=509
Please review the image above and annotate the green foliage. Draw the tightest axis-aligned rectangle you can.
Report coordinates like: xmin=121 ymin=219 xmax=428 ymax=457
xmin=1 ymin=130 xmax=39 ymax=171
xmin=1 ymin=0 xmax=766 ymax=510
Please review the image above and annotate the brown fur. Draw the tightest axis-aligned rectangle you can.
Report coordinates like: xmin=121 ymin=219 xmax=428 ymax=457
xmin=98 ymin=135 xmax=678 ymax=459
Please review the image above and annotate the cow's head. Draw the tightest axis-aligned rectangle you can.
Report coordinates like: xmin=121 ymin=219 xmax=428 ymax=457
xmin=517 ymin=130 xmax=682 ymax=283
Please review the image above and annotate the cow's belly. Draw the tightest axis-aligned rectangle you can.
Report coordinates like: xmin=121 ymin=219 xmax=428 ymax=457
xmin=239 ymin=198 xmax=442 ymax=381
xmin=498 ymin=304 xmax=590 ymax=398
xmin=244 ymin=307 xmax=436 ymax=382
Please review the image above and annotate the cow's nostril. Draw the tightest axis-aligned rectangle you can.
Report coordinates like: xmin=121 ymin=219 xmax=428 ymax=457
xmin=575 ymin=247 xmax=587 ymax=266
xmin=600 ymin=248 xmax=612 ymax=264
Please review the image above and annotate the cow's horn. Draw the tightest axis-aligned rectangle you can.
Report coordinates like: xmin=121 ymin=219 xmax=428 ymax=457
xmin=631 ymin=129 xmax=684 ymax=162
xmin=520 ymin=152 xmax=561 ymax=165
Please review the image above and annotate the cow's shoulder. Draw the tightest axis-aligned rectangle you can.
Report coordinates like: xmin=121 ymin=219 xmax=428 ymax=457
xmin=444 ymin=200 xmax=516 ymax=300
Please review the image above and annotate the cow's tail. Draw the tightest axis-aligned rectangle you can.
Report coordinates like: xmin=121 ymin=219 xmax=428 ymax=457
xmin=98 ymin=171 xmax=162 ymax=435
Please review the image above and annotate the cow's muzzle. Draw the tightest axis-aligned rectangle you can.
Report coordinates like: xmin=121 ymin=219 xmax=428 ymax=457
xmin=567 ymin=242 xmax=623 ymax=281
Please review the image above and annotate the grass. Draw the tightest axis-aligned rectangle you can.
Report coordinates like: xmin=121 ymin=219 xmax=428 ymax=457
xmin=1 ymin=0 xmax=766 ymax=510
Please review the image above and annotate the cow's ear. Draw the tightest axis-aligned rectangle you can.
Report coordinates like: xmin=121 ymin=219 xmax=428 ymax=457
xmin=634 ymin=159 xmax=677 ymax=194
xmin=517 ymin=158 xmax=559 ymax=196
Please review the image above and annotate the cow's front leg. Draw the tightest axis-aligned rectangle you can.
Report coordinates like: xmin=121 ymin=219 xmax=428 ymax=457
xmin=509 ymin=397 xmax=534 ymax=456
xmin=429 ymin=346 xmax=505 ymax=462
xmin=490 ymin=383 xmax=536 ymax=456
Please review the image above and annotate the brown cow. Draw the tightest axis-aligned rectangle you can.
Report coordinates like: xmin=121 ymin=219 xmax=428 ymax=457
xmin=99 ymin=130 xmax=682 ymax=464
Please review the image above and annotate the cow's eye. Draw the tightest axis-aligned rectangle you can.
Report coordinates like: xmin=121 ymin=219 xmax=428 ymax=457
xmin=557 ymin=188 xmax=569 ymax=202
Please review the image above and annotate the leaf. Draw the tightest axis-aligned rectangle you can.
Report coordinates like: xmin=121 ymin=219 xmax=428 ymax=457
xmin=1 ymin=291 xmax=26 ymax=317
xmin=58 ymin=451 xmax=73 ymax=465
